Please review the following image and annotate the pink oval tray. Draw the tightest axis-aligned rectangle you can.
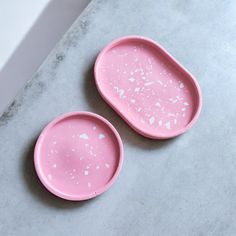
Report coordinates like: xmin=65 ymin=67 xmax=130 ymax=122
xmin=94 ymin=36 xmax=202 ymax=139
xmin=34 ymin=111 xmax=123 ymax=201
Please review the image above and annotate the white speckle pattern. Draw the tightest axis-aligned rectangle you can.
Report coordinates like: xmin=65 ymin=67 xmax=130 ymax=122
xmin=114 ymin=87 xmax=125 ymax=98
xmin=79 ymin=133 xmax=89 ymax=140
xmin=169 ymin=98 xmax=178 ymax=104
xmin=43 ymin=115 xmax=119 ymax=198
xmin=149 ymin=116 xmax=155 ymax=125
xmin=97 ymin=41 xmax=198 ymax=134
xmin=144 ymin=82 xmax=154 ymax=86
xmin=99 ymin=133 xmax=105 ymax=139
xmin=129 ymin=77 xmax=135 ymax=82
xmin=165 ymin=121 xmax=171 ymax=130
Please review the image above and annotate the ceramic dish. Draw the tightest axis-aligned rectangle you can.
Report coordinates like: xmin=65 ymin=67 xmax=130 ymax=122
xmin=34 ymin=111 xmax=123 ymax=201
xmin=94 ymin=36 xmax=202 ymax=139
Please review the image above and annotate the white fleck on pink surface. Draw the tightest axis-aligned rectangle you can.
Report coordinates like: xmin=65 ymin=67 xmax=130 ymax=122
xmin=96 ymin=37 xmax=200 ymax=138
xmin=37 ymin=114 xmax=121 ymax=197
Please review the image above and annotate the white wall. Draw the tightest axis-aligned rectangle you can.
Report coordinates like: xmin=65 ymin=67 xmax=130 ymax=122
xmin=0 ymin=0 xmax=50 ymax=70
xmin=0 ymin=0 xmax=90 ymax=116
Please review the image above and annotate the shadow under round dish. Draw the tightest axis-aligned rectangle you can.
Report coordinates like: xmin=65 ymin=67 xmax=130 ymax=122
xmin=34 ymin=111 xmax=123 ymax=201
xmin=94 ymin=35 xmax=202 ymax=139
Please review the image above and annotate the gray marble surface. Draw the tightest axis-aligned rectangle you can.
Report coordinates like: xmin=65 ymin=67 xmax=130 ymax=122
xmin=1 ymin=0 xmax=236 ymax=235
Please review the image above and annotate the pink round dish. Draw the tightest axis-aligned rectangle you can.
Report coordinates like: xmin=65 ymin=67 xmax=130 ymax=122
xmin=94 ymin=36 xmax=202 ymax=139
xmin=34 ymin=111 xmax=123 ymax=201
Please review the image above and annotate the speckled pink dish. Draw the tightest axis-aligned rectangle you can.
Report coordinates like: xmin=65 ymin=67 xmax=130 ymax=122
xmin=94 ymin=36 xmax=202 ymax=139
xmin=34 ymin=112 xmax=123 ymax=201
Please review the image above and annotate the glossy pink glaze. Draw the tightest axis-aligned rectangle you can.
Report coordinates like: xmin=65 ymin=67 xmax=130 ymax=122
xmin=94 ymin=36 xmax=202 ymax=139
xmin=34 ymin=112 xmax=123 ymax=201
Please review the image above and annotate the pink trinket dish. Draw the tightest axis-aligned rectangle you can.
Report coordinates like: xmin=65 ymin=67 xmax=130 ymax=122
xmin=34 ymin=111 xmax=123 ymax=201
xmin=94 ymin=36 xmax=202 ymax=139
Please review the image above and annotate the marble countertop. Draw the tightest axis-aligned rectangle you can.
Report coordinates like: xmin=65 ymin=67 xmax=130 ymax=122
xmin=1 ymin=0 xmax=236 ymax=235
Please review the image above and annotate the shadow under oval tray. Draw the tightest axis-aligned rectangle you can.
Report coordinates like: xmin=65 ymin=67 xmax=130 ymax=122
xmin=94 ymin=36 xmax=202 ymax=139
xmin=34 ymin=111 xmax=123 ymax=201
